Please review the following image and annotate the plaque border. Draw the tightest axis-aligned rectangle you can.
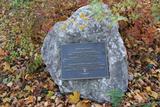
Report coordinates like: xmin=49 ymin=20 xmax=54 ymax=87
xmin=60 ymin=42 xmax=110 ymax=80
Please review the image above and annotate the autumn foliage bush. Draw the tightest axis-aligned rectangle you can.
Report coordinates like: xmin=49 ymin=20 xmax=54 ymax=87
xmin=115 ymin=0 xmax=157 ymax=45
xmin=83 ymin=0 xmax=159 ymax=45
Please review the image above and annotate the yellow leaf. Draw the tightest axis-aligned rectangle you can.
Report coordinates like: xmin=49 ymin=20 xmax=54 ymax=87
xmin=3 ymin=62 xmax=11 ymax=72
xmin=68 ymin=91 xmax=80 ymax=104
xmin=24 ymin=85 xmax=32 ymax=92
xmin=2 ymin=97 xmax=11 ymax=103
xmin=146 ymin=87 xmax=159 ymax=99
xmin=149 ymin=91 xmax=159 ymax=99
xmin=146 ymin=86 xmax=152 ymax=92
xmin=152 ymin=102 xmax=158 ymax=107
xmin=145 ymin=58 xmax=157 ymax=66
xmin=61 ymin=25 xmax=66 ymax=30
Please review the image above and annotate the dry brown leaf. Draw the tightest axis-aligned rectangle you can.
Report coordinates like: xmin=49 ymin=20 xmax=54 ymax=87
xmin=123 ymin=102 xmax=131 ymax=107
xmin=102 ymin=103 xmax=111 ymax=107
xmin=155 ymin=46 xmax=160 ymax=54
xmin=55 ymin=97 xmax=64 ymax=106
xmin=134 ymin=93 xmax=145 ymax=103
xmin=0 ymin=48 xmax=5 ymax=60
xmin=68 ymin=91 xmax=80 ymax=104
xmin=0 ymin=48 xmax=5 ymax=55
xmin=47 ymin=78 xmax=55 ymax=90
xmin=25 ymin=96 xmax=36 ymax=104
xmin=76 ymin=100 xmax=91 ymax=107
xmin=1 ymin=103 xmax=10 ymax=107
xmin=92 ymin=103 xmax=103 ymax=107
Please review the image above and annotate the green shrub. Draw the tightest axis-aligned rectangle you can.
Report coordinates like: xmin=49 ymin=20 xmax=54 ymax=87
xmin=142 ymin=103 xmax=152 ymax=107
xmin=20 ymin=36 xmax=34 ymax=56
xmin=89 ymin=0 xmax=127 ymax=27
xmin=107 ymin=89 xmax=124 ymax=107
xmin=151 ymin=0 xmax=160 ymax=22
xmin=4 ymin=35 xmax=34 ymax=63
xmin=27 ymin=54 xmax=43 ymax=73
xmin=12 ymin=0 xmax=30 ymax=7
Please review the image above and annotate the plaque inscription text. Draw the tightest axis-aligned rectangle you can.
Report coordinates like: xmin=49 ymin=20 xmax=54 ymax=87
xmin=61 ymin=42 xmax=109 ymax=80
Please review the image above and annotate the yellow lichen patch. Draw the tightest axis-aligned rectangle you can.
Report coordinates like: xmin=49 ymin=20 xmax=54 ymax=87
xmin=61 ymin=23 xmax=68 ymax=30
xmin=80 ymin=13 xmax=89 ymax=20
xmin=79 ymin=24 xmax=88 ymax=31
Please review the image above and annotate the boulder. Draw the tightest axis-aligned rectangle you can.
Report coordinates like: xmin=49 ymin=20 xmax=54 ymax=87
xmin=41 ymin=3 xmax=128 ymax=103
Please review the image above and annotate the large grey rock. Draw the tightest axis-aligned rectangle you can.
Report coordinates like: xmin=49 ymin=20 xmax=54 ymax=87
xmin=41 ymin=3 xmax=128 ymax=103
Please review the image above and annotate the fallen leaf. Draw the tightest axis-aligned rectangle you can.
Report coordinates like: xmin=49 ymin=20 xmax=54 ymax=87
xmin=144 ymin=58 xmax=157 ymax=66
xmin=16 ymin=99 xmax=25 ymax=107
xmin=24 ymin=85 xmax=32 ymax=92
xmin=2 ymin=97 xmax=11 ymax=103
xmin=47 ymin=91 xmax=54 ymax=98
xmin=146 ymin=86 xmax=152 ymax=92
xmin=25 ymin=96 xmax=36 ymax=104
xmin=92 ymin=103 xmax=103 ymax=107
xmin=134 ymin=93 xmax=145 ymax=103
xmin=146 ymin=86 xmax=159 ymax=99
xmin=151 ymin=102 xmax=158 ymax=107
xmin=44 ymin=101 xmax=49 ymax=106
xmin=7 ymin=82 xmax=13 ymax=87
xmin=78 ymin=0 xmax=88 ymax=6
xmin=3 ymin=62 xmax=12 ymax=72
xmin=55 ymin=97 xmax=64 ymax=106
xmin=1 ymin=103 xmax=10 ymax=107
xmin=0 ymin=83 xmax=8 ymax=92
xmin=68 ymin=91 xmax=80 ymax=104
xmin=47 ymin=78 xmax=55 ymax=90
xmin=149 ymin=91 xmax=159 ymax=99
xmin=0 ymin=92 xmax=7 ymax=98
xmin=76 ymin=100 xmax=91 ymax=107
xmin=0 ymin=48 xmax=5 ymax=56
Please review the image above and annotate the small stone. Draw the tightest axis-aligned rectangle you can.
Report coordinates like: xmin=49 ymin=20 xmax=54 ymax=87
xmin=44 ymin=101 xmax=49 ymax=107
xmin=128 ymin=74 xmax=134 ymax=81
xmin=50 ymin=95 xmax=56 ymax=100
xmin=7 ymin=82 xmax=13 ymax=87
xmin=37 ymin=96 xmax=42 ymax=101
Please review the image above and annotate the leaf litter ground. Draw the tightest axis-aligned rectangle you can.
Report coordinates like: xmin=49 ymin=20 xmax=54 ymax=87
xmin=0 ymin=0 xmax=159 ymax=107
